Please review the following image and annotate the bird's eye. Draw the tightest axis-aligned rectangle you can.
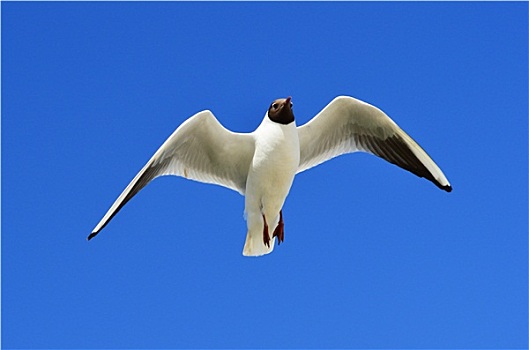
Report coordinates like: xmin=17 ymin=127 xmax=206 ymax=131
xmin=290 ymin=102 xmax=293 ymax=108
xmin=272 ymin=103 xmax=278 ymax=109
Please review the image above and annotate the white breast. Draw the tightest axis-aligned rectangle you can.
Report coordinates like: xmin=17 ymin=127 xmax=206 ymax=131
xmin=246 ymin=116 xmax=300 ymax=216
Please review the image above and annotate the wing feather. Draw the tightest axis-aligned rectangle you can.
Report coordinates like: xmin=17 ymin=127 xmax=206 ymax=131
xmin=88 ymin=110 xmax=255 ymax=239
xmin=297 ymin=96 xmax=451 ymax=192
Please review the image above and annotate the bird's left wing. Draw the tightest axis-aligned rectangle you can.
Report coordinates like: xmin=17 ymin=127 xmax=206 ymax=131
xmin=88 ymin=110 xmax=255 ymax=239
xmin=297 ymin=96 xmax=451 ymax=192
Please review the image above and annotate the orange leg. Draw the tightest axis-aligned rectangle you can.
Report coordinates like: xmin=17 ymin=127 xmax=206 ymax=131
xmin=262 ymin=214 xmax=270 ymax=248
xmin=272 ymin=210 xmax=284 ymax=245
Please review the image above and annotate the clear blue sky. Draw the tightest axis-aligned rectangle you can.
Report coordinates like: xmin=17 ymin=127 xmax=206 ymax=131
xmin=2 ymin=2 xmax=527 ymax=349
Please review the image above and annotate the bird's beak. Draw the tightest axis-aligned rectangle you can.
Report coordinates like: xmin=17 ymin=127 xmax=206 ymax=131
xmin=285 ymin=96 xmax=292 ymax=107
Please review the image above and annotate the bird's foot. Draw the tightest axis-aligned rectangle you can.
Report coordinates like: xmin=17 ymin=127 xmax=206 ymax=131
xmin=272 ymin=210 xmax=284 ymax=245
xmin=262 ymin=214 xmax=270 ymax=248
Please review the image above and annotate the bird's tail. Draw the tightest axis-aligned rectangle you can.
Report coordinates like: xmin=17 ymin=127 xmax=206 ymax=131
xmin=242 ymin=228 xmax=275 ymax=257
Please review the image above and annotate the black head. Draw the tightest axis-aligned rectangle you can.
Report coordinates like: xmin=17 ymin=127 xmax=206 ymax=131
xmin=268 ymin=97 xmax=295 ymax=125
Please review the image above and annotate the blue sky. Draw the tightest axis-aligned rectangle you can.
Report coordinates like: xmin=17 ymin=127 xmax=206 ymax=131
xmin=2 ymin=2 xmax=527 ymax=349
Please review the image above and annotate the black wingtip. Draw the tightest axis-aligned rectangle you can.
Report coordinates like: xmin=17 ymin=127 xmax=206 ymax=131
xmin=443 ymin=184 xmax=453 ymax=193
xmin=87 ymin=231 xmax=98 ymax=241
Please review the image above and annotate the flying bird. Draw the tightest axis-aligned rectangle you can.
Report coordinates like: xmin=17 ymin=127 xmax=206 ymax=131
xmin=88 ymin=96 xmax=451 ymax=256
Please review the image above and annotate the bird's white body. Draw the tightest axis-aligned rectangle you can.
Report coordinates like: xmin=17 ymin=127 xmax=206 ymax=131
xmin=243 ymin=115 xmax=300 ymax=256
xmin=88 ymin=95 xmax=452 ymax=257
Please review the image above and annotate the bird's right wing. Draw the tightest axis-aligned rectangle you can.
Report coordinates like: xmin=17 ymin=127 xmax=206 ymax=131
xmin=297 ymin=96 xmax=451 ymax=191
xmin=88 ymin=110 xmax=255 ymax=239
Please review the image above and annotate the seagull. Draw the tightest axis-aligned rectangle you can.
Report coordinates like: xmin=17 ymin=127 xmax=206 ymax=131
xmin=88 ymin=96 xmax=451 ymax=256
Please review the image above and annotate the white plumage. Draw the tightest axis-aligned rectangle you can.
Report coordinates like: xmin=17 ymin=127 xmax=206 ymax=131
xmin=89 ymin=96 xmax=452 ymax=256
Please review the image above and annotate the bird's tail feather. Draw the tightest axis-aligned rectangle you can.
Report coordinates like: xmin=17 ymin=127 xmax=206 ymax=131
xmin=242 ymin=229 xmax=275 ymax=257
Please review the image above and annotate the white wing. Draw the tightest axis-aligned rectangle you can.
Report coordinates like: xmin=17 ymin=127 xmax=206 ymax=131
xmin=89 ymin=110 xmax=255 ymax=239
xmin=297 ymin=96 xmax=451 ymax=191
